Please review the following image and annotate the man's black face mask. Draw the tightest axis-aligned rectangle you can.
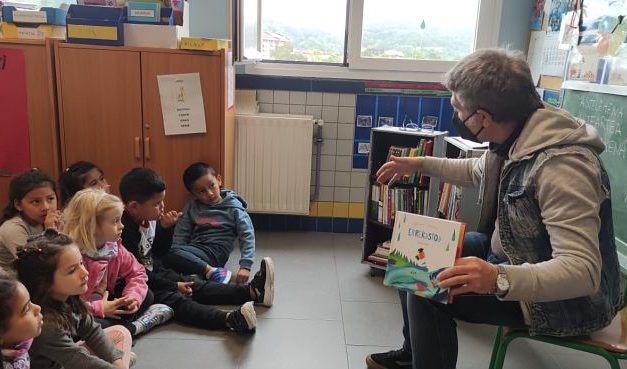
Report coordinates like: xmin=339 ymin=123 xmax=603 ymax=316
xmin=452 ymin=110 xmax=483 ymax=143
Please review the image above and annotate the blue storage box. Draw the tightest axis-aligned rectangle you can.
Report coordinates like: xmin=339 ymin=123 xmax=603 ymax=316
xmin=66 ymin=5 xmax=124 ymax=46
xmin=127 ymin=2 xmax=161 ymax=23
xmin=126 ymin=7 xmax=173 ymax=25
xmin=2 ymin=6 xmax=67 ymax=26
xmin=77 ymin=0 xmax=117 ymax=6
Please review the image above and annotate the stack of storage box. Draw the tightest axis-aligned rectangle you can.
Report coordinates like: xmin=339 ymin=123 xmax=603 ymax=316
xmin=0 ymin=6 xmax=67 ymax=40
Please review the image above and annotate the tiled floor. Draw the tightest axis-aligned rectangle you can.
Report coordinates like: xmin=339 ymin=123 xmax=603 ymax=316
xmin=132 ymin=232 xmax=627 ymax=369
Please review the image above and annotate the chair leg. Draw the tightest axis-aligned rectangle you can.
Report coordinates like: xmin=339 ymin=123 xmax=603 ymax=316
xmin=490 ymin=331 xmax=522 ymax=369
xmin=489 ymin=326 xmax=503 ymax=369
xmin=604 ymin=354 xmax=620 ymax=369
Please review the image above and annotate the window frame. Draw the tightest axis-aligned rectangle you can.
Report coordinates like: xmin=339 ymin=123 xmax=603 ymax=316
xmin=241 ymin=0 xmax=503 ymax=81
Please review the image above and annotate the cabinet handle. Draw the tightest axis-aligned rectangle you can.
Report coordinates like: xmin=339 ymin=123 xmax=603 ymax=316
xmin=134 ymin=137 xmax=141 ymax=160
xmin=144 ymin=137 xmax=151 ymax=160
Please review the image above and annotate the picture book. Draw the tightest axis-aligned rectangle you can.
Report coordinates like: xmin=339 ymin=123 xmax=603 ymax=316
xmin=383 ymin=211 xmax=466 ymax=304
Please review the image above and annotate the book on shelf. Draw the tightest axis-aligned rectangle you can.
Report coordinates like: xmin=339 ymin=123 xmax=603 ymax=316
xmin=434 ymin=140 xmax=486 ymax=222
xmin=437 ymin=183 xmax=462 ymax=221
xmin=374 ymin=241 xmax=391 ymax=257
xmin=418 ymin=139 xmax=434 ymax=186
xmin=383 ymin=211 xmax=466 ymax=304
xmin=370 ymin=183 xmax=428 ymax=225
xmin=366 ymin=254 xmax=388 ymax=266
xmin=366 ymin=241 xmax=391 ymax=266
xmin=384 ymin=139 xmax=433 ymax=185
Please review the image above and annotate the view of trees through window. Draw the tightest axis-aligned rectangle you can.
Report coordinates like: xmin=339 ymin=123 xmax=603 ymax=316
xmin=261 ymin=0 xmax=480 ymax=63
xmin=261 ymin=0 xmax=347 ymax=63
xmin=361 ymin=0 xmax=479 ymax=61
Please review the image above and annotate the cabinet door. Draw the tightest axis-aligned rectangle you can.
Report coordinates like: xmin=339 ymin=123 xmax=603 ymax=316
xmin=57 ymin=46 xmax=143 ymax=199
xmin=141 ymin=51 xmax=223 ymax=211
xmin=0 ymin=40 xmax=59 ymax=205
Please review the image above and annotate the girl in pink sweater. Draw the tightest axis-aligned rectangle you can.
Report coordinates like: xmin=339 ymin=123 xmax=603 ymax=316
xmin=62 ymin=189 xmax=173 ymax=336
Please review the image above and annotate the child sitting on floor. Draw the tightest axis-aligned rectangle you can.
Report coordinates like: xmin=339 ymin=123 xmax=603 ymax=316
xmin=163 ymin=162 xmax=261 ymax=285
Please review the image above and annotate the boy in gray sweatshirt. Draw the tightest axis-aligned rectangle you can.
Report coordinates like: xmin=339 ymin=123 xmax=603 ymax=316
xmin=163 ymin=162 xmax=259 ymax=285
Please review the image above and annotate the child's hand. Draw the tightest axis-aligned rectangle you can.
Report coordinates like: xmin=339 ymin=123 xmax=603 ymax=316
xmin=112 ymin=358 xmax=128 ymax=369
xmin=1 ymin=348 xmax=19 ymax=359
xmin=177 ymin=281 xmax=194 ymax=296
xmin=160 ymin=210 xmax=182 ymax=228
xmin=44 ymin=210 xmax=61 ymax=230
xmin=125 ymin=297 xmax=139 ymax=314
xmin=102 ymin=292 xmax=133 ymax=319
xmin=235 ymin=268 xmax=251 ymax=284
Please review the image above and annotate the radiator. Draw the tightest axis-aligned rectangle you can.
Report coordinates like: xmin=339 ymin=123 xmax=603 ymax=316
xmin=235 ymin=113 xmax=314 ymax=215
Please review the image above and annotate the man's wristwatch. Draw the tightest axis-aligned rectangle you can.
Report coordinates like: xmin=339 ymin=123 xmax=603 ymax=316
xmin=494 ymin=265 xmax=510 ymax=297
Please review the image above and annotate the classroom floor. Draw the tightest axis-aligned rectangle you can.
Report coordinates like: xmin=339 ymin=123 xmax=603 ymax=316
xmin=131 ymin=232 xmax=627 ymax=369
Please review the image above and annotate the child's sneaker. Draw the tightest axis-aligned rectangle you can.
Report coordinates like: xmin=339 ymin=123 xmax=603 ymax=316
xmin=131 ymin=304 xmax=174 ymax=336
xmin=249 ymin=257 xmax=274 ymax=307
xmin=225 ymin=301 xmax=256 ymax=333
xmin=207 ymin=267 xmax=232 ymax=284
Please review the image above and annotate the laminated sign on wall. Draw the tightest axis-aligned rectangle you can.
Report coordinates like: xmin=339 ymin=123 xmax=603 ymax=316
xmin=157 ymin=73 xmax=207 ymax=135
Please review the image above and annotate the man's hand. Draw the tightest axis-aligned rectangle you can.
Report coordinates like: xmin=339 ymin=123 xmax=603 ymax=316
xmin=235 ymin=268 xmax=251 ymax=284
xmin=44 ymin=210 xmax=62 ymax=230
xmin=376 ymin=156 xmax=424 ymax=186
xmin=160 ymin=210 xmax=182 ymax=229
xmin=102 ymin=292 xmax=134 ymax=319
xmin=437 ymin=257 xmax=498 ymax=297
xmin=177 ymin=281 xmax=194 ymax=296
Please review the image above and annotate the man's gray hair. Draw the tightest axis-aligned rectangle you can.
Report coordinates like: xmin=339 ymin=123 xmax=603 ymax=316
xmin=443 ymin=48 xmax=542 ymax=124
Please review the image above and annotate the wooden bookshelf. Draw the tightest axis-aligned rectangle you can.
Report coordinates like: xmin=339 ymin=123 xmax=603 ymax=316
xmin=361 ymin=127 xmax=447 ymax=272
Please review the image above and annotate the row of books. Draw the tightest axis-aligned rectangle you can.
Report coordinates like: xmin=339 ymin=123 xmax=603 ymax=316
xmin=370 ymin=184 xmax=429 ymax=225
xmin=385 ymin=139 xmax=433 ymax=185
xmin=437 ymin=182 xmax=461 ymax=221
xmin=366 ymin=240 xmax=391 ymax=267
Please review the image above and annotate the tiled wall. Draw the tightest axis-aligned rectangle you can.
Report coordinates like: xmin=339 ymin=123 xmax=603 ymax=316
xmin=248 ymin=89 xmax=366 ymax=234
xmin=352 ymin=94 xmax=455 ymax=170
xmin=235 ymin=75 xmax=456 ymax=233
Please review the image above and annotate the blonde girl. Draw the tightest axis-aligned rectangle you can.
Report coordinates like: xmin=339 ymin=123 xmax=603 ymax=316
xmin=62 ymin=189 xmax=172 ymax=336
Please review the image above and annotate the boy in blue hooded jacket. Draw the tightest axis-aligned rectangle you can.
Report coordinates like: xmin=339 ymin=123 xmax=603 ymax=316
xmin=164 ymin=162 xmax=264 ymax=285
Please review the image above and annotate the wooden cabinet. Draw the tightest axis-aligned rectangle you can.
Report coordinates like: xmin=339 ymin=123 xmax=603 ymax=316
xmin=55 ymin=43 xmax=234 ymax=210
xmin=0 ymin=39 xmax=60 ymax=203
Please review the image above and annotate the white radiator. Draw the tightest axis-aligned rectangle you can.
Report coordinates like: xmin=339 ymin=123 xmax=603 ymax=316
xmin=235 ymin=113 xmax=314 ymax=214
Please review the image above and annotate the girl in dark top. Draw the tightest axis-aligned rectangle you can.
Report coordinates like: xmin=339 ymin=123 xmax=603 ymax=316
xmin=58 ymin=161 xmax=110 ymax=208
xmin=15 ymin=230 xmax=133 ymax=369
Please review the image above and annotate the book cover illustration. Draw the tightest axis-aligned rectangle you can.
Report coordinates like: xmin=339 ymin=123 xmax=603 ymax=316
xmin=383 ymin=211 xmax=465 ymax=304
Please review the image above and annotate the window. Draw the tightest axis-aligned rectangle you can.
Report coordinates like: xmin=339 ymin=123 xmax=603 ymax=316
xmin=260 ymin=0 xmax=348 ymax=63
xmin=239 ymin=0 xmax=502 ymax=78
xmin=348 ymin=0 xmax=502 ymax=72
xmin=360 ymin=0 xmax=480 ymax=62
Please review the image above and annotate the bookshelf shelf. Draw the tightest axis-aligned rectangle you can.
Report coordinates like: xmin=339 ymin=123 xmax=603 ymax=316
xmin=366 ymin=219 xmax=394 ymax=229
xmin=361 ymin=127 xmax=448 ymax=271
xmin=368 ymin=175 xmax=430 ymax=190
xmin=361 ymin=260 xmax=387 ymax=273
